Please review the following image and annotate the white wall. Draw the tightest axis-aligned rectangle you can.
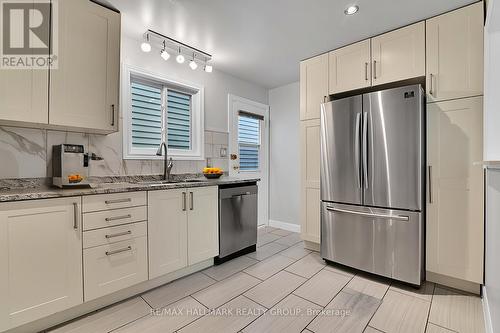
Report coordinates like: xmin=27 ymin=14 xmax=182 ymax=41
xmin=0 ymin=35 xmax=269 ymax=179
xmin=122 ymin=35 xmax=268 ymax=133
xmin=268 ymin=82 xmax=300 ymax=227
xmin=484 ymin=1 xmax=500 ymax=332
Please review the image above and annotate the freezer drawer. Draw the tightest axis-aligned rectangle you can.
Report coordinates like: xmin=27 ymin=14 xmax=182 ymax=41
xmin=321 ymin=202 xmax=423 ymax=285
xmin=219 ymin=185 xmax=258 ymax=258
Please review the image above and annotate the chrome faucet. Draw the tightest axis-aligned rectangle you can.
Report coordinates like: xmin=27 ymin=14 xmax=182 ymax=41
xmin=156 ymin=142 xmax=174 ymax=181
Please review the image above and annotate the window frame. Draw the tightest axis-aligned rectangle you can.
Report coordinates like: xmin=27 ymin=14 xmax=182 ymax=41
xmin=122 ymin=64 xmax=204 ymax=161
xmin=238 ymin=114 xmax=262 ymax=172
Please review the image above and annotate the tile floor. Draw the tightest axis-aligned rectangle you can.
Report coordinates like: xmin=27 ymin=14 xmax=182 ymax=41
xmin=49 ymin=226 xmax=486 ymax=333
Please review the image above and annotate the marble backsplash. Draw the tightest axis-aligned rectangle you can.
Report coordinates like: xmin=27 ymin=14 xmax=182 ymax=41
xmin=0 ymin=126 xmax=229 ymax=179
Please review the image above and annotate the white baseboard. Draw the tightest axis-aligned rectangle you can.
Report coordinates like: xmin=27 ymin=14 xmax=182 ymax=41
xmin=269 ymin=219 xmax=301 ymax=233
xmin=483 ymin=286 xmax=494 ymax=333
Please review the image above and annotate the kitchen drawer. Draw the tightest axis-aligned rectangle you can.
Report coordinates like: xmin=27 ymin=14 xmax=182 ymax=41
xmin=83 ymin=192 xmax=146 ymax=213
xmin=83 ymin=221 xmax=147 ymax=249
xmin=83 ymin=236 xmax=148 ymax=301
xmin=83 ymin=206 xmax=147 ymax=231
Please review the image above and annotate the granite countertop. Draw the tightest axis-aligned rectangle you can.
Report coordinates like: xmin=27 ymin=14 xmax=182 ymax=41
xmin=0 ymin=176 xmax=260 ymax=203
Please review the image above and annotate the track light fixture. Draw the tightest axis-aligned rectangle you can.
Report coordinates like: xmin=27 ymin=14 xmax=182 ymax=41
xmin=140 ymin=33 xmax=151 ymax=52
xmin=189 ymin=53 xmax=198 ymax=70
xmin=160 ymin=41 xmax=170 ymax=60
xmin=140 ymin=29 xmax=213 ymax=73
xmin=176 ymin=47 xmax=185 ymax=64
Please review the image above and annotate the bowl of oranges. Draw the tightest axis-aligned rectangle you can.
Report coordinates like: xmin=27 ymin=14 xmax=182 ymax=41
xmin=203 ymin=167 xmax=224 ymax=179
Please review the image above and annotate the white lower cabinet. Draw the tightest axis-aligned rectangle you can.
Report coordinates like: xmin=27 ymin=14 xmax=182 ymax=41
xmin=148 ymin=187 xmax=219 ymax=279
xmin=82 ymin=195 xmax=148 ymax=301
xmin=0 ymin=197 xmax=83 ymax=332
xmin=187 ymin=187 xmax=219 ymax=266
xmin=148 ymin=188 xmax=188 ymax=279
xmin=427 ymin=96 xmax=484 ymax=284
xmin=300 ymin=119 xmax=321 ymax=244
xmin=83 ymin=237 xmax=148 ymax=301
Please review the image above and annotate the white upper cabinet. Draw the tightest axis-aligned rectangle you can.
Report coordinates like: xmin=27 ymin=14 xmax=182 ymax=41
xmin=0 ymin=198 xmax=83 ymax=332
xmin=0 ymin=69 xmax=48 ymax=126
xmin=426 ymin=2 xmax=484 ymax=102
xmin=50 ymin=0 xmax=120 ymax=133
xmin=300 ymin=54 xmax=329 ymax=120
xmin=329 ymin=40 xmax=371 ymax=94
xmin=0 ymin=0 xmax=48 ymax=126
xmin=372 ymin=22 xmax=425 ymax=86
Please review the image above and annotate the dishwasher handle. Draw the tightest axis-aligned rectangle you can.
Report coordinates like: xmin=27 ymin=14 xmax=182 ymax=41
xmin=219 ymin=185 xmax=258 ymax=200
xmin=231 ymin=191 xmax=252 ymax=199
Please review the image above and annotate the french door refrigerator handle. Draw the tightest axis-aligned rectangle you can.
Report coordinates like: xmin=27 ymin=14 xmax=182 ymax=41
xmin=362 ymin=111 xmax=369 ymax=189
xmin=326 ymin=206 xmax=410 ymax=221
xmin=354 ymin=112 xmax=361 ymax=189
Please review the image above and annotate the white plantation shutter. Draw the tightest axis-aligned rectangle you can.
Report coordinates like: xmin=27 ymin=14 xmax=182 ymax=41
xmin=131 ymin=81 xmax=163 ymax=149
xmin=167 ymin=90 xmax=191 ymax=150
xmin=238 ymin=113 xmax=261 ymax=171
xmin=125 ymin=67 xmax=203 ymax=160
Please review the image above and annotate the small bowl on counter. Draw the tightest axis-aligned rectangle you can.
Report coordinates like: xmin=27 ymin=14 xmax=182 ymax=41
xmin=203 ymin=167 xmax=224 ymax=179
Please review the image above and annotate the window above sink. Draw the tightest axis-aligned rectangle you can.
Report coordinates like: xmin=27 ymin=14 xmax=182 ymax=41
xmin=122 ymin=64 xmax=205 ymax=161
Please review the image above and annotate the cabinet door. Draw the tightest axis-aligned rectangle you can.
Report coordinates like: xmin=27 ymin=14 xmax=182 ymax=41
xmin=187 ymin=186 xmax=219 ymax=265
xmin=50 ymin=0 xmax=120 ymax=132
xmin=0 ymin=0 xmax=48 ymax=125
xmin=300 ymin=119 xmax=321 ymax=243
xmin=0 ymin=70 xmax=48 ymax=125
xmin=426 ymin=3 xmax=484 ymax=102
xmin=0 ymin=197 xmax=83 ymax=331
xmin=328 ymin=40 xmax=371 ymax=94
xmin=372 ymin=22 xmax=425 ymax=86
xmin=427 ymin=97 xmax=484 ymax=284
xmin=300 ymin=54 xmax=328 ymax=120
xmin=148 ymin=189 xmax=188 ymax=279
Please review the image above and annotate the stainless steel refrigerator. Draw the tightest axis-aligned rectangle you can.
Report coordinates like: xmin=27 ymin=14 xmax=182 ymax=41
xmin=320 ymin=84 xmax=424 ymax=285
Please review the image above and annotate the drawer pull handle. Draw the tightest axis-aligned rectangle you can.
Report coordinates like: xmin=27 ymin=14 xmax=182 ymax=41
xmin=105 ymin=198 xmax=132 ymax=205
xmin=105 ymin=230 xmax=132 ymax=239
xmin=105 ymin=214 xmax=132 ymax=222
xmin=106 ymin=246 xmax=132 ymax=256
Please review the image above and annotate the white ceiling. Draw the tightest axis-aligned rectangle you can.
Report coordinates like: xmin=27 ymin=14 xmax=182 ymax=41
xmin=107 ymin=0 xmax=477 ymax=89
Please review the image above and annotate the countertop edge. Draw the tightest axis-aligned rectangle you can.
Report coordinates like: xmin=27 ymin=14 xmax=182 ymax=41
xmin=0 ymin=178 xmax=260 ymax=203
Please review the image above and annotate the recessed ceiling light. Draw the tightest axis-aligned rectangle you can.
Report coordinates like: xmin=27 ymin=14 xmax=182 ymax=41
xmin=344 ymin=5 xmax=359 ymax=15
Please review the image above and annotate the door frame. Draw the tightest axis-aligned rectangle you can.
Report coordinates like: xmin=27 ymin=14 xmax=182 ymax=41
xmin=228 ymin=94 xmax=270 ymax=226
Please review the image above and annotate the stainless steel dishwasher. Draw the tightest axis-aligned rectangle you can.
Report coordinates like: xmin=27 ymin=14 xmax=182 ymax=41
xmin=215 ymin=183 xmax=258 ymax=264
